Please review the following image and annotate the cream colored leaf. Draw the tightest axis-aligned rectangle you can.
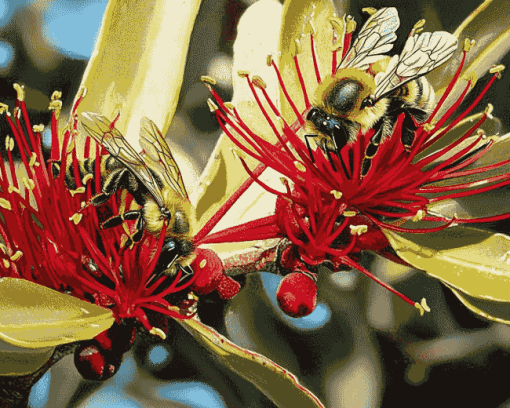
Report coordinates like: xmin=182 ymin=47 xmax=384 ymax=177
xmin=383 ymin=227 xmax=510 ymax=302
xmin=0 ymin=278 xmax=114 ymax=349
xmin=175 ymin=317 xmax=325 ymax=408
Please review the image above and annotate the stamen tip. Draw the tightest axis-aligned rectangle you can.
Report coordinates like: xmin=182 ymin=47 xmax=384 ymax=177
xmin=10 ymin=250 xmax=22 ymax=261
xmin=237 ymin=70 xmax=250 ymax=78
xmin=463 ymin=38 xmax=475 ymax=52
xmin=0 ymin=103 xmax=8 ymax=114
xmin=294 ymin=39 xmax=303 ymax=55
xmin=362 ymin=7 xmax=377 ymax=15
xmin=294 ymin=161 xmax=306 ymax=172
xmin=70 ymin=213 xmax=83 ymax=225
xmin=201 ymin=75 xmax=217 ymax=85
xmin=415 ymin=298 xmax=431 ymax=316
xmin=207 ymin=98 xmax=219 ymax=112
xmin=51 ymin=90 xmax=62 ymax=101
xmin=32 ymin=124 xmax=44 ymax=133
xmin=344 ymin=210 xmax=357 ymax=217
xmin=266 ymin=55 xmax=273 ymax=67
xmin=485 ymin=103 xmax=494 ymax=119
xmin=345 ymin=16 xmax=357 ymax=33
xmin=413 ymin=19 xmax=426 ymax=30
xmin=150 ymin=327 xmax=167 ymax=340
xmin=252 ymin=75 xmax=267 ymax=89
xmin=412 ymin=209 xmax=425 ymax=222
xmin=13 ymin=84 xmax=25 ymax=101
xmin=5 ymin=136 xmax=14 ymax=151
xmin=350 ymin=224 xmax=367 ymax=235
xmin=223 ymin=102 xmax=235 ymax=110
xmin=330 ymin=190 xmax=343 ymax=199
xmin=489 ymin=64 xmax=505 ymax=76
xmin=0 ymin=198 xmax=11 ymax=211
xmin=462 ymin=71 xmax=478 ymax=88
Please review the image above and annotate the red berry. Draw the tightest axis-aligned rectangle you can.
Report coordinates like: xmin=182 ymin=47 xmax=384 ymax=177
xmin=190 ymin=248 xmax=224 ymax=295
xmin=74 ymin=341 xmax=122 ymax=381
xmin=217 ymin=276 xmax=241 ymax=300
xmin=276 ymin=273 xmax=317 ymax=318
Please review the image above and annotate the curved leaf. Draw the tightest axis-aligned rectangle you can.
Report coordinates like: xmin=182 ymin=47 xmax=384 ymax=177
xmin=0 ymin=278 xmax=114 ymax=348
xmin=0 ymin=340 xmax=54 ymax=376
xmin=175 ymin=317 xmax=325 ymax=408
xmin=383 ymin=227 xmax=510 ymax=302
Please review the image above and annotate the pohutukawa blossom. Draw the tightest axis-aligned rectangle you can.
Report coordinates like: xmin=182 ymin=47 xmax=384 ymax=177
xmin=198 ymin=5 xmax=509 ymax=317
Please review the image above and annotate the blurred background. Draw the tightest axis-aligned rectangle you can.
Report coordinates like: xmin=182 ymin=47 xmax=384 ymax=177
xmin=1 ymin=0 xmax=509 ymax=407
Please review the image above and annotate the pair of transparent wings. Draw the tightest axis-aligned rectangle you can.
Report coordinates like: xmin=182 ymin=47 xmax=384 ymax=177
xmin=337 ymin=7 xmax=458 ymax=100
xmin=81 ymin=113 xmax=189 ymax=207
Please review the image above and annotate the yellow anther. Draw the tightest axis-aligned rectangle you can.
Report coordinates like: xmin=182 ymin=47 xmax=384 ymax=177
xmin=237 ymin=70 xmax=250 ymax=78
xmin=22 ymin=177 xmax=35 ymax=191
xmin=490 ymin=64 xmax=505 ymax=75
xmin=8 ymin=186 xmax=20 ymax=195
xmin=82 ymin=174 xmax=93 ymax=185
xmin=362 ymin=7 xmax=377 ymax=15
xmin=485 ymin=103 xmax=494 ymax=120
xmin=266 ymin=55 xmax=273 ymax=67
xmin=0 ymin=198 xmax=11 ymax=210
xmin=344 ymin=211 xmax=357 ymax=217
xmin=201 ymin=76 xmax=217 ymax=85
xmin=414 ymin=298 xmax=430 ymax=316
xmin=463 ymin=38 xmax=476 ymax=52
xmin=413 ymin=19 xmax=426 ymax=29
xmin=294 ymin=39 xmax=303 ymax=55
xmin=70 ymin=213 xmax=83 ymax=225
xmin=10 ymin=251 xmax=22 ymax=261
xmin=29 ymin=152 xmax=38 ymax=168
xmin=207 ymin=98 xmax=219 ymax=112
xmin=329 ymin=16 xmax=344 ymax=32
xmin=66 ymin=139 xmax=75 ymax=153
xmin=423 ymin=123 xmax=435 ymax=132
xmin=5 ymin=136 xmax=14 ymax=151
xmin=413 ymin=209 xmax=425 ymax=222
xmin=48 ymin=100 xmax=62 ymax=111
xmin=224 ymin=102 xmax=235 ymax=110
xmin=350 ymin=224 xmax=368 ymax=235
xmin=414 ymin=28 xmax=424 ymax=35
xmin=0 ymin=244 xmax=6 ymax=254
xmin=252 ymin=76 xmax=267 ymax=89
xmin=13 ymin=84 xmax=24 ymax=101
xmin=51 ymin=90 xmax=62 ymax=101
xmin=462 ymin=71 xmax=478 ymax=87
xmin=33 ymin=124 xmax=44 ymax=133
xmin=69 ymin=187 xmax=86 ymax=197
xmin=346 ymin=16 xmax=357 ymax=33
xmin=0 ymin=103 xmax=8 ymax=114
xmin=330 ymin=190 xmax=343 ymax=199
xmin=76 ymin=86 xmax=86 ymax=99
xmin=150 ymin=327 xmax=167 ymax=340
xmin=2 ymin=259 xmax=10 ymax=269
xmin=200 ymin=259 xmax=207 ymax=268
xmin=294 ymin=161 xmax=306 ymax=172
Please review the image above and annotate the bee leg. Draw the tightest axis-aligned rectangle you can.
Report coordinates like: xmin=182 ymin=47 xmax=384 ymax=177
xmin=304 ymin=135 xmax=316 ymax=163
xmin=325 ymin=148 xmax=337 ymax=172
xmin=102 ymin=210 xmax=141 ymax=229
xmin=361 ymin=127 xmax=384 ymax=178
xmin=131 ymin=215 xmax=145 ymax=243
xmin=90 ymin=168 xmax=130 ymax=206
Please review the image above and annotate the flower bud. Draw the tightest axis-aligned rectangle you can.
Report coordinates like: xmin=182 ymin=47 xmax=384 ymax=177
xmin=276 ymin=273 xmax=317 ymax=318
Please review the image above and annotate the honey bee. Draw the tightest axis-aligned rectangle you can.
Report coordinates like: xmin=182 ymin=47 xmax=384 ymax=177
xmin=306 ymin=7 xmax=458 ymax=176
xmin=55 ymin=114 xmax=195 ymax=277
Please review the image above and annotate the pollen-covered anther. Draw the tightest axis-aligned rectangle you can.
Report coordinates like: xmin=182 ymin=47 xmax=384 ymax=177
xmin=463 ymin=38 xmax=476 ymax=52
xmin=48 ymin=99 xmax=62 ymax=111
xmin=70 ymin=213 xmax=83 ymax=225
xmin=8 ymin=186 xmax=20 ymax=195
xmin=344 ymin=211 xmax=357 ymax=217
xmin=33 ymin=124 xmax=44 ymax=133
xmin=10 ymin=251 xmax=23 ymax=261
xmin=13 ymin=84 xmax=25 ymax=101
xmin=485 ymin=103 xmax=494 ymax=120
xmin=0 ymin=198 xmax=11 ymax=210
xmin=490 ymin=64 xmax=505 ymax=79
xmin=414 ymin=298 xmax=431 ymax=316
xmin=80 ymin=201 xmax=86 ymax=209
xmin=330 ymin=190 xmax=343 ymax=199
xmin=29 ymin=152 xmax=40 ymax=168
xmin=51 ymin=90 xmax=62 ymax=101
xmin=200 ymin=75 xmax=217 ymax=85
xmin=223 ymin=102 xmax=235 ymax=110
xmin=0 ymin=244 xmax=6 ymax=254
xmin=82 ymin=174 xmax=93 ymax=185
xmin=476 ymin=128 xmax=486 ymax=139
xmin=150 ymin=327 xmax=167 ymax=340
xmin=413 ymin=209 xmax=425 ymax=222
xmin=462 ymin=71 xmax=478 ymax=87
xmin=294 ymin=161 xmax=306 ymax=172
xmin=199 ymin=259 xmax=207 ymax=268
xmin=252 ymin=76 xmax=267 ymax=89
xmin=0 ymin=103 xmax=8 ymax=114
xmin=345 ymin=16 xmax=357 ymax=33
xmin=362 ymin=7 xmax=377 ymax=15
xmin=266 ymin=54 xmax=273 ymax=67
xmin=423 ymin=123 xmax=435 ymax=132
xmin=350 ymin=224 xmax=368 ymax=235
xmin=237 ymin=70 xmax=250 ymax=78
xmin=207 ymin=98 xmax=219 ymax=112
xmin=22 ymin=177 xmax=35 ymax=191
xmin=2 ymin=259 xmax=10 ymax=269
xmin=70 ymin=187 xmax=86 ymax=197
xmin=5 ymin=136 xmax=14 ymax=151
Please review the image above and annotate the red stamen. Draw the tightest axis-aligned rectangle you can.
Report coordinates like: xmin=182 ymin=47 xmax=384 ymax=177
xmin=270 ymin=60 xmax=304 ymax=124
xmin=294 ymin=55 xmax=310 ymax=108
xmin=310 ymin=34 xmax=322 ymax=84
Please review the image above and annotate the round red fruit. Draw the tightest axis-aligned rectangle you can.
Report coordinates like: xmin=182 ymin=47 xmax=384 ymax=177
xmin=74 ymin=341 xmax=122 ymax=381
xmin=276 ymin=273 xmax=317 ymax=318
xmin=190 ymin=248 xmax=224 ymax=295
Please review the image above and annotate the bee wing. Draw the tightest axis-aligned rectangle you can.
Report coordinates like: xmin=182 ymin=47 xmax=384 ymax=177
xmin=81 ymin=112 xmax=166 ymax=208
xmin=139 ymin=117 xmax=189 ymax=201
xmin=338 ymin=7 xmax=400 ymax=70
xmin=373 ymin=31 xmax=458 ymax=100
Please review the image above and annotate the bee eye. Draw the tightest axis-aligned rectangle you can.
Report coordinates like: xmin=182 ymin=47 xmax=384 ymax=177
xmin=326 ymin=79 xmax=363 ymax=114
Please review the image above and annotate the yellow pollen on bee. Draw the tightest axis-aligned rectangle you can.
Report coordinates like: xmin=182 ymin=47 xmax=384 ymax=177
xmin=200 ymin=259 xmax=207 ymax=268
xmin=362 ymin=7 xmax=377 ymax=15
xmin=350 ymin=225 xmax=368 ymax=235
xmin=294 ymin=39 xmax=303 ymax=55
xmin=13 ymin=84 xmax=25 ymax=101
xmin=0 ymin=198 xmax=11 ymax=210
xmin=201 ymin=76 xmax=217 ymax=86
xmin=0 ymin=103 xmax=8 ymax=114
xmin=32 ymin=124 xmax=44 ymax=133
xmin=150 ymin=327 xmax=167 ymax=340
xmin=413 ymin=209 xmax=425 ymax=222
xmin=82 ymin=174 xmax=93 ymax=185
xmin=345 ymin=16 xmax=357 ymax=33
xmin=5 ymin=136 xmax=14 ymax=151
xmin=224 ymin=102 xmax=235 ymax=110
xmin=2 ymin=259 xmax=9 ymax=269
xmin=252 ymin=76 xmax=267 ymax=89
xmin=344 ymin=211 xmax=357 ymax=217
xmin=8 ymin=186 xmax=20 ymax=195
xmin=22 ymin=177 xmax=35 ymax=191
xmin=463 ymin=38 xmax=476 ymax=52
xmin=237 ymin=70 xmax=250 ymax=78
xmin=10 ymin=251 xmax=22 ymax=261
xmin=330 ymin=190 xmax=343 ymax=199
xmin=414 ymin=298 xmax=431 ymax=316
xmin=266 ymin=55 xmax=273 ymax=67
xmin=207 ymin=98 xmax=219 ymax=112
xmin=294 ymin=161 xmax=306 ymax=172
xmin=70 ymin=213 xmax=83 ymax=225
xmin=69 ymin=187 xmax=86 ymax=197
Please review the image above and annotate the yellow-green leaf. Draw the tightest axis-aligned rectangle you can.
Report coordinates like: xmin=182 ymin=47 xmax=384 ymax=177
xmin=175 ymin=317 xmax=325 ymax=408
xmin=0 ymin=278 xmax=114 ymax=348
xmin=0 ymin=340 xmax=54 ymax=376
xmin=383 ymin=227 xmax=510 ymax=302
